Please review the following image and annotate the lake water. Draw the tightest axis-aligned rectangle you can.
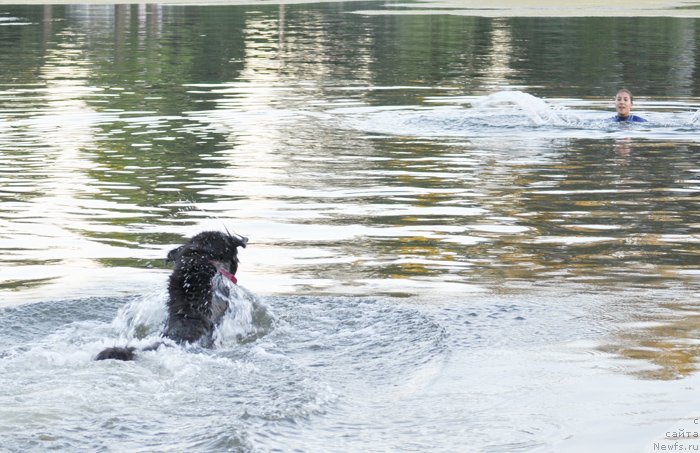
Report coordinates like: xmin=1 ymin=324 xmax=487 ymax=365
xmin=1 ymin=3 xmax=700 ymax=452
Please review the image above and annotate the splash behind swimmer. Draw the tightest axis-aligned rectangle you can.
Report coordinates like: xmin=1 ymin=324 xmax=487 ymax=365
xmin=611 ymin=88 xmax=647 ymax=122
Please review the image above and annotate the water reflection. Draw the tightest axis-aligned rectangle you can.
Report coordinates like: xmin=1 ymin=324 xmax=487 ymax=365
xmin=0 ymin=4 xmax=699 ymax=381
xmin=599 ymin=297 xmax=700 ymax=380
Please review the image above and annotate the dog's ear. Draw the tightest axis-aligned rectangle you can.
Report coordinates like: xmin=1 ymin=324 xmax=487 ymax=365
xmin=166 ymin=245 xmax=185 ymax=264
xmin=232 ymin=234 xmax=248 ymax=249
xmin=224 ymin=225 xmax=248 ymax=249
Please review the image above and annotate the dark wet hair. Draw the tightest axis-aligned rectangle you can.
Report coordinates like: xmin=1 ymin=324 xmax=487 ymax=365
xmin=616 ymin=88 xmax=634 ymax=103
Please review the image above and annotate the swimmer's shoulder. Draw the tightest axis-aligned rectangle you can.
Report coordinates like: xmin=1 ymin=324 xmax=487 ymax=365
xmin=609 ymin=115 xmax=648 ymax=123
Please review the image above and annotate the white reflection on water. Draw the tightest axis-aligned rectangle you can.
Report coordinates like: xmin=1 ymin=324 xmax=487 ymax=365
xmin=2 ymin=87 xmax=699 ymax=302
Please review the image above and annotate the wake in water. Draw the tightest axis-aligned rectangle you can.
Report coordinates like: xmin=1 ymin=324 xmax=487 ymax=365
xmin=0 ymin=292 xmax=452 ymax=451
xmin=3 ymin=287 xmax=694 ymax=451
xmin=333 ymin=90 xmax=700 ymax=140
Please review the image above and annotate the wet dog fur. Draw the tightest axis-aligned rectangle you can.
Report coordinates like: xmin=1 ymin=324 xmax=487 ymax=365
xmin=95 ymin=230 xmax=248 ymax=361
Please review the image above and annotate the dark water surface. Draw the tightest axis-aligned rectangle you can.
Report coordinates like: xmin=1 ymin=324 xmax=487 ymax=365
xmin=0 ymin=3 xmax=699 ymax=452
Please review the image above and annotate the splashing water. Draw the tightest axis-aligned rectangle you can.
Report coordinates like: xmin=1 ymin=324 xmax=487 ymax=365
xmin=110 ymin=289 xmax=169 ymax=341
xmin=212 ymin=277 xmax=275 ymax=347
xmin=335 ymin=90 xmax=700 ymax=139
xmin=689 ymin=108 xmax=700 ymax=125
xmin=109 ymin=279 xmax=275 ymax=349
xmin=471 ymin=90 xmax=568 ymax=125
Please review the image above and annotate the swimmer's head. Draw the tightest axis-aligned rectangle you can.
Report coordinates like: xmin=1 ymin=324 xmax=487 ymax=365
xmin=615 ymin=88 xmax=634 ymax=118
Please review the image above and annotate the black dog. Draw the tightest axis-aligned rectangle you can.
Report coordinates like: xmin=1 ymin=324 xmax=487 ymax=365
xmin=96 ymin=231 xmax=248 ymax=361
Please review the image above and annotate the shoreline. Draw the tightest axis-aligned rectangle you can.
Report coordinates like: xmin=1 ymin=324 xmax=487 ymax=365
xmin=2 ymin=0 xmax=700 ymax=18
xmin=360 ymin=0 xmax=700 ymax=17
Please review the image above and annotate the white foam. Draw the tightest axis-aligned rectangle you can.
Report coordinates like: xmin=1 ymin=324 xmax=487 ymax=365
xmin=111 ymin=288 xmax=169 ymax=340
xmin=212 ymin=280 xmax=275 ymax=347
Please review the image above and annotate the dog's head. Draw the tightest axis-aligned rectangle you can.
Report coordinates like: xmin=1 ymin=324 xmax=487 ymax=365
xmin=166 ymin=230 xmax=248 ymax=275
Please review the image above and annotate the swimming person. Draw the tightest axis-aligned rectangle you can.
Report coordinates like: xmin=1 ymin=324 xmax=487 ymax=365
xmin=611 ymin=88 xmax=647 ymax=122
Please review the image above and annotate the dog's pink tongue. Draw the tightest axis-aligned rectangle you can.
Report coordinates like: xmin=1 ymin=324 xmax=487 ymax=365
xmin=218 ymin=268 xmax=238 ymax=284
xmin=209 ymin=260 xmax=238 ymax=284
